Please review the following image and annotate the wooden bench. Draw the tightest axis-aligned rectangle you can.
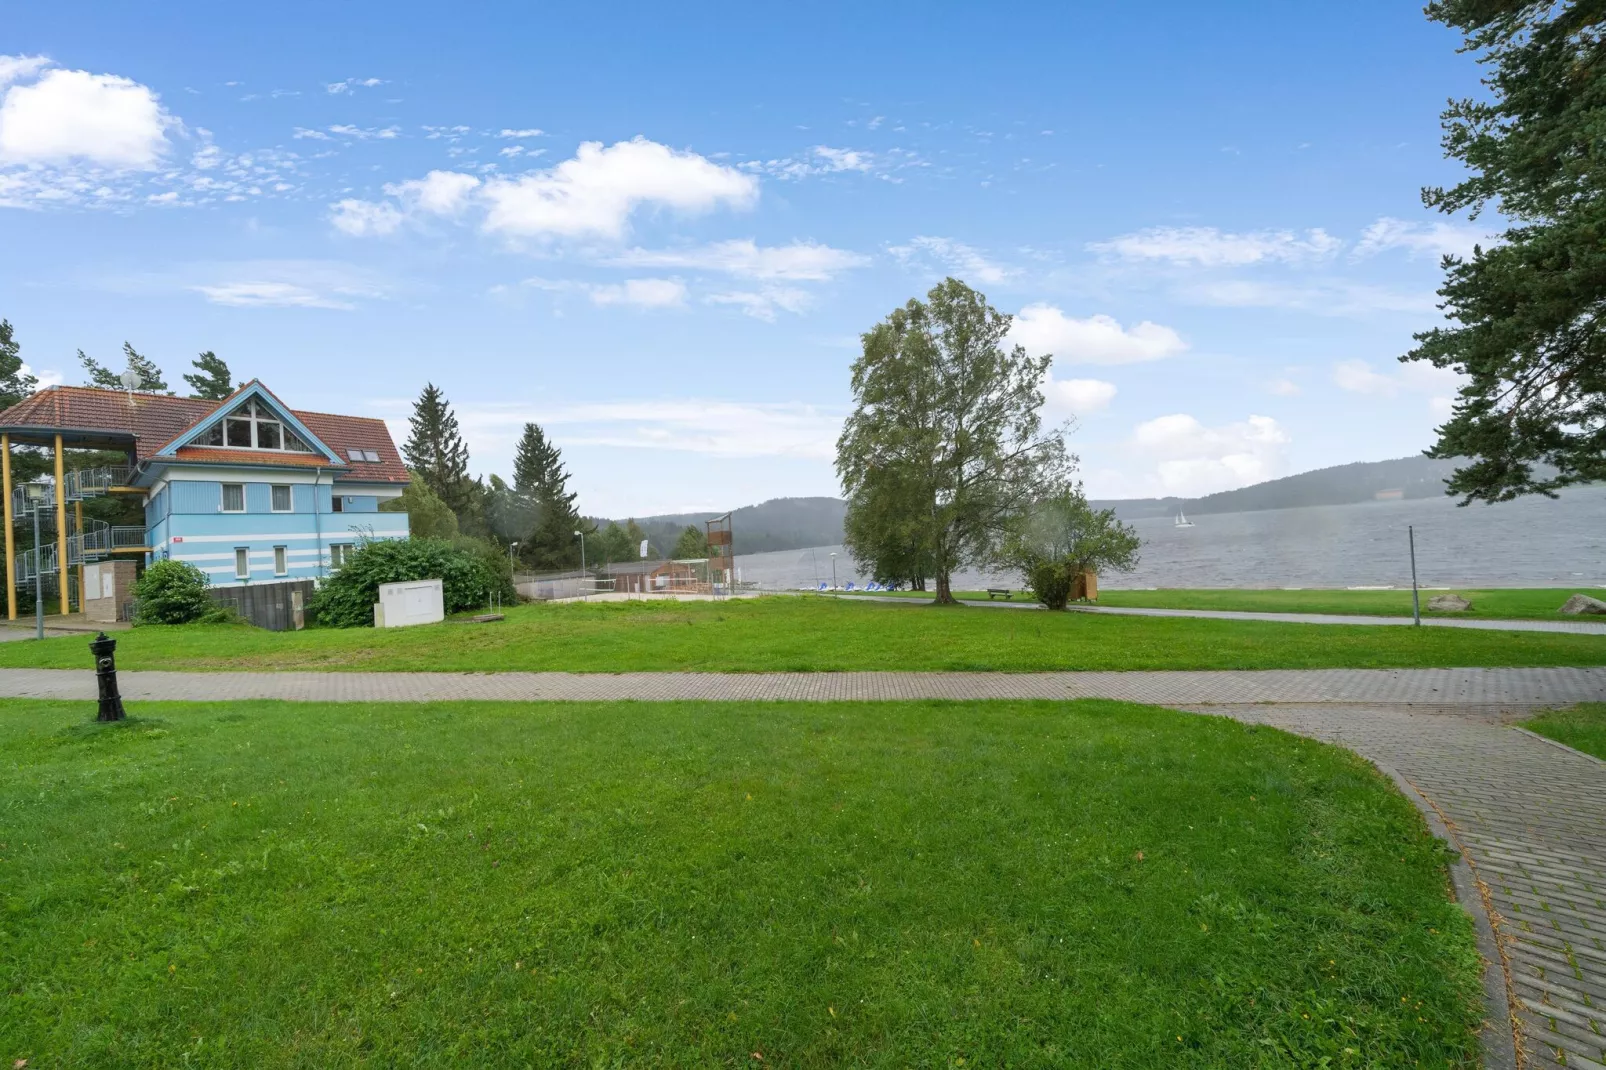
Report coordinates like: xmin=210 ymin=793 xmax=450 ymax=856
xmin=985 ymin=588 xmax=1012 ymax=600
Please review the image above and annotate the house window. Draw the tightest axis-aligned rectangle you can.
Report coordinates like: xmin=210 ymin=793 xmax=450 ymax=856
xmin=271 ymin=484 xmax=292 ymax=512
xmin=198 ymin=399 xmax=315 ymax=453
xmin=221 ymin=483 xmax=245 ymax=512
xmin=330 ymin=542 xmax=354 ymax=569
xmin=234 ymin=547 xmax=249 ymax=580
xmin=273 ymin=546 xmax=287 ymax=576
xmin=331 ymin=496 xmax=343 ymax=513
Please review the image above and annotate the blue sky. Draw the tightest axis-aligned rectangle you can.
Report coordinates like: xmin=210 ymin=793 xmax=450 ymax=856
xmin=1 ymin=1 xmax=1488 ymax=515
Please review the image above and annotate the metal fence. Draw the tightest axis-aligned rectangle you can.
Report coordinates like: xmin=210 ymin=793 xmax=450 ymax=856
xmin=209 ymin=580 xmax=313 ymax=631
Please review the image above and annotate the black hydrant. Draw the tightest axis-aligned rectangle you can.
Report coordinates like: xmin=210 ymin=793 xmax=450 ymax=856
xmin=89 ymin=632 xmax=125 ymax=722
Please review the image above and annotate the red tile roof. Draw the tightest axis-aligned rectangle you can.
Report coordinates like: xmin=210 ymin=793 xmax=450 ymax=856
xmin=0 ymin=385 xmax=409 ymax=484
xmin=172 ymin=447 xmax=336 ymax=468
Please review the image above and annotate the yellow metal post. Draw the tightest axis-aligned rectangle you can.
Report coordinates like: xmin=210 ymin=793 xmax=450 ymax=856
xmin=74 ymin=499 xmax=83 ymax=612
xmin=54 ymin=434 xmax=68 ymax=616
xmin=2 ymin=432 xmax=13 ymax=621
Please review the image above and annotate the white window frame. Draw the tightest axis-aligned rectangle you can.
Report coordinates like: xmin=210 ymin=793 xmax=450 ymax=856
xmin=331 ymin=495 xmax=344 ymax=513
xmin=221 ymin=483 xmax=245 ymax=513
xmin=234 ymin=547 xmax=250 ymax=580
xmin=330 ymin=542 xmax=354 ymax=569
xmin=198 ymin=399 xmax=316 ymax=454
xmin=270 ymin=484 xmax=292 ymax=512
xmin=273 ymin=545 xmax=287 ymax=576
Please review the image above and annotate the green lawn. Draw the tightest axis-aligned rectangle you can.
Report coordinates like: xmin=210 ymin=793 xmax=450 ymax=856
xmin=1 ymin=698 xmax=1483 ymax=1068
xmin=851 ymin=585 xmax=1604 ymax=621
xmin=1521 ymin=703 xmax=1606 ymax=760
xmin=0 ymin=596 xmax=1602 ymax=673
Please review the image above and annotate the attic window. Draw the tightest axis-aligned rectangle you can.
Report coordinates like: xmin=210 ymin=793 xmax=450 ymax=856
xmin=196 ymin=399 xmax=315 ymax=453
xmin=346 ymin=449 xmax=381 ymax=463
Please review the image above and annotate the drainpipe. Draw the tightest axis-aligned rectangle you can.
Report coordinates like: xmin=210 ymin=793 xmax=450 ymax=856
xmin=313 ymin=468 xmax=325 ymax=580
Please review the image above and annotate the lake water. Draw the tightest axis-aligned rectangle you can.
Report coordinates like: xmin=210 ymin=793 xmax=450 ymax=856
xmin=735 ymin=485 xmax=1606 ymax=590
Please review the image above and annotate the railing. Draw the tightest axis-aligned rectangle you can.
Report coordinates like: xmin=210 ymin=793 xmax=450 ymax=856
xmin=66 ymin=466 xmax=134 ymax=499
xmin=14 ymin=543 xmax=55 ymax=584
xmin=72 ymin=520 xmax=148 ymax=562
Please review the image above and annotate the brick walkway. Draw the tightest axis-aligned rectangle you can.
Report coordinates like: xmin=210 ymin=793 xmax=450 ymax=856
xmin=1 ymin=665 xmax=1602 ymax=705
xmin=4 ymin=665 xmax=1602 ymax=1065
xmin=1196 ymin=703 xmax=1606 ymax=1070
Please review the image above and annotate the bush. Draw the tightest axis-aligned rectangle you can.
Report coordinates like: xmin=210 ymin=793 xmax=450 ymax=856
xmin=132 ymin=560 xmax=217 ymax=625
xmin=1028 ymin=560 xmax=1075 ymax=611
xmin=307 ymin=537 xmax=515 ymax=628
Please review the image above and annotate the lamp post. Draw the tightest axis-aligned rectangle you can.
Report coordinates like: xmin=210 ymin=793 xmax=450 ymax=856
xmin=573 ymin=530 xmax=586 ymax=598
xmin=25 ymin=482 xmax=45 ymax=639
xmin=829 ymin=551 xmax=838 ymax=593
xmin=508 ymin=541 xmax=519 ymax=571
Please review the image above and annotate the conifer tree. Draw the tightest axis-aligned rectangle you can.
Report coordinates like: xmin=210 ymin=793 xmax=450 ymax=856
xmin=0 ymin=319 xmax=37 ymax=411
xmin=184 ymin=351 xmax=233 ymax=400
xmin=78 ymin=349 xmax=120 ymax=389
xmin=79 ymin=343 xmax=170 ymax=393
xmin=670 ymin=524 xmax=707 ymax=560
xmin=514 ymin=422 xmax=585 ymax=568
xmin=402 ymin=383 xmax=473 ymax=516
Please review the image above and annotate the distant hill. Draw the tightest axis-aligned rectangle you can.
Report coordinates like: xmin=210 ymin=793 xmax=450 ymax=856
xmin=603 ymin=457 xmax=1490 ymax=554
xmin=597 ymin=496 xmax=848 ymax=556
xmin=1090 ymin=455 xmax=1468 ymax=520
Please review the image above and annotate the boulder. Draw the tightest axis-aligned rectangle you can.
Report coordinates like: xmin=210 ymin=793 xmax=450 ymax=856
xmin=1427 ymin=594 xmax=1472 ymax=612
xmin=1559 ymin=593 xmax=1606 ymax=616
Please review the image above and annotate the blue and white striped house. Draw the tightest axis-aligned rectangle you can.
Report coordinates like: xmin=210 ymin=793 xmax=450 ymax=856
xmin=0 ymin=380 xmax=411 ymax=613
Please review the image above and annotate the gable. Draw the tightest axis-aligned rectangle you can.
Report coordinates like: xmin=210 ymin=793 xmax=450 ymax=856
xmin=161 ymin=382 xmax=343 ymax=464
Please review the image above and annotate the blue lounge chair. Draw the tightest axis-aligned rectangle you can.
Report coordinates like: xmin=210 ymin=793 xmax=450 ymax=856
xmin=844 ymin=582 xmax=856 ymax=592
xmin=818 ymin=581 xmax=828 ymax=591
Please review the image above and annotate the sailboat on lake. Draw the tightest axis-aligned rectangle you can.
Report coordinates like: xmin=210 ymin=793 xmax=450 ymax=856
xmin=1174 ymin=509 xmax=1195 ymax=528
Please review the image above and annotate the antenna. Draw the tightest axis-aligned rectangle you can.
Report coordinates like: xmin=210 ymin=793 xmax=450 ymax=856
xmin=119 ymin=368 xmax=141 ymax=405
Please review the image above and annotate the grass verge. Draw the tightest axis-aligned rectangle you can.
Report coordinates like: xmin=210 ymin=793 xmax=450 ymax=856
xmin=851 ymin=586 xmax=1605 ymax=621
xmin=0 ymin=596 xmax=1603 ymax=673
xmin=0 ymin=698 xmax=1483 ymax=1067
xmin=1520 ymin=703 xmax=1606 ymax=760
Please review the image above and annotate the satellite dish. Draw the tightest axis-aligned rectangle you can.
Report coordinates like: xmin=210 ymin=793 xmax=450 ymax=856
xmin=119 ymin=369 xmax=141 ymax=391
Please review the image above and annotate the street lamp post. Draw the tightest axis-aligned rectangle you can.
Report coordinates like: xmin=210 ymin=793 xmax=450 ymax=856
xmin=829 ymin=551 xmax=838 ymax=593
xmin=508 ymin=541 xmax=519 ymax=571
xmin=573 ymin=530 xmax=587 ymax=598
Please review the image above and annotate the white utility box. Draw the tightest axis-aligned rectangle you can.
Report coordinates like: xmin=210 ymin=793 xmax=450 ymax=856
xmin=374 ymin=578 xmax=445 ymax=628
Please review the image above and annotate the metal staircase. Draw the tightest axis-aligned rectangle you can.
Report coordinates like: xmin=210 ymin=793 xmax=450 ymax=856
xmin=11 ymin=466 xmax=148 ymax=587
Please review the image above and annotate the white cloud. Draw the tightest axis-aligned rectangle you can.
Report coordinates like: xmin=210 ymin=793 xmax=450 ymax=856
xmin=587 ymin=278 xmax=686 ymax=308
xmin=706 ymin=287 xmax=810 ymax=321
xmin=1353 ymin=216 xmax=1487 ymax=260
xmin=0 ymin=64 xmax=174 ymax=168
xmin=329 ymin=197 xmax=404 ymax=236
xmin=479 ymin=136 xmax=757 ymax=239
xmin=191 ymin=281 xmax=355 ymax=310
xmin=1044 ymin=375 xmax=1117 ymax=414
xmin=1181 ymin=279 xmax=1437 ymax=316
xmin=747 ymin=145 xmax=876 ymax=179
xmin=327 ymin=124 xmax=400 ymax=140
xmin=1090 ymin=226 xmax=1342 ymax=266
xmin=1008 ymin=305 xmax=1187 ymax=365
xmin=386 ymin=169 xmax=480 ymax=215
xmin=1266 ymin=377 xmax=1301 ymax=397
xmin=1131 ymin=413 xmax=1290 ymax=496
xmin=0 ymin=55 xmax=51 ymax=87
xmin=326 ymin=77 xmax=384 ymax=94
xmin=889 ymin=235 xmax=1013 ymax=284
xmin=1332 ymin=359 xmax=1463 ymax=411
xmin=499 ymin=128 xmax=544 ymax=138
xmin=20 ymin=362 xmax=62 ymax=388
xmin=611 ymin=238 xmax=867 ymax=280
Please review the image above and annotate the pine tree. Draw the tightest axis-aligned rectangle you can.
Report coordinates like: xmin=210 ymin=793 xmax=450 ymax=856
xmin=402 ymin=383 xmax=473 ymax=517
xmin=121 ymin=342 xmax=169 ymax=393
xmin=671 ymin=524 xmax=708 ymax=560
xmin=184 ymin=351 xmax=233 ymax=400
xmin=514 ymin=422 xmax=585 ymax=569
xmin=0 ymin=319 xmax=38 ymax=411
xmin=79 ymin=349 xmax=121 ymax=389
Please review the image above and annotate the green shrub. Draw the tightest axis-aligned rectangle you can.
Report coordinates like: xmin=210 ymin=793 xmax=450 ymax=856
xmin=307 ymin=537 xmax=515 ymax=628
xmin=1028 ymin=560 xmax=1075 ymax=611
xmin=132 ymin=560 xmax=216 ymax=625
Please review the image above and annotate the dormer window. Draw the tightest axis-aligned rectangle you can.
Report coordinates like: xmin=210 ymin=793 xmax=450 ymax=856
xmin=198 ymin=399 xmax=315 ymax=453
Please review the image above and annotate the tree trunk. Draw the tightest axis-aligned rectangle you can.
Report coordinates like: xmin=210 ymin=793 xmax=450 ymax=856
xmin=934 ymin=570 xmax=955 ymax=604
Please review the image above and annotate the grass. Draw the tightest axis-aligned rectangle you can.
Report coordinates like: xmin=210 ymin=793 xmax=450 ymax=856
xmin=1520 ymin=703 xmax=1606 ymax=760
xmin=0 ymin=697 xmax=1484 ymax=1067
xmin=0 ymin=596 xmax=1602 ymax=674
xmin=850 ymin=586 xmax=1604 ymax=621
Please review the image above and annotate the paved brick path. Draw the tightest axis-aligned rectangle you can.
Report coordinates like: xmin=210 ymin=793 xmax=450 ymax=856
xmin=1188 ymin=704 xmax=1605 ymax=1069
xmin=4 ymin=665 xmax=1602 ymax=1065
xmin=1 ymin=665 xmax=1602 ymax=705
